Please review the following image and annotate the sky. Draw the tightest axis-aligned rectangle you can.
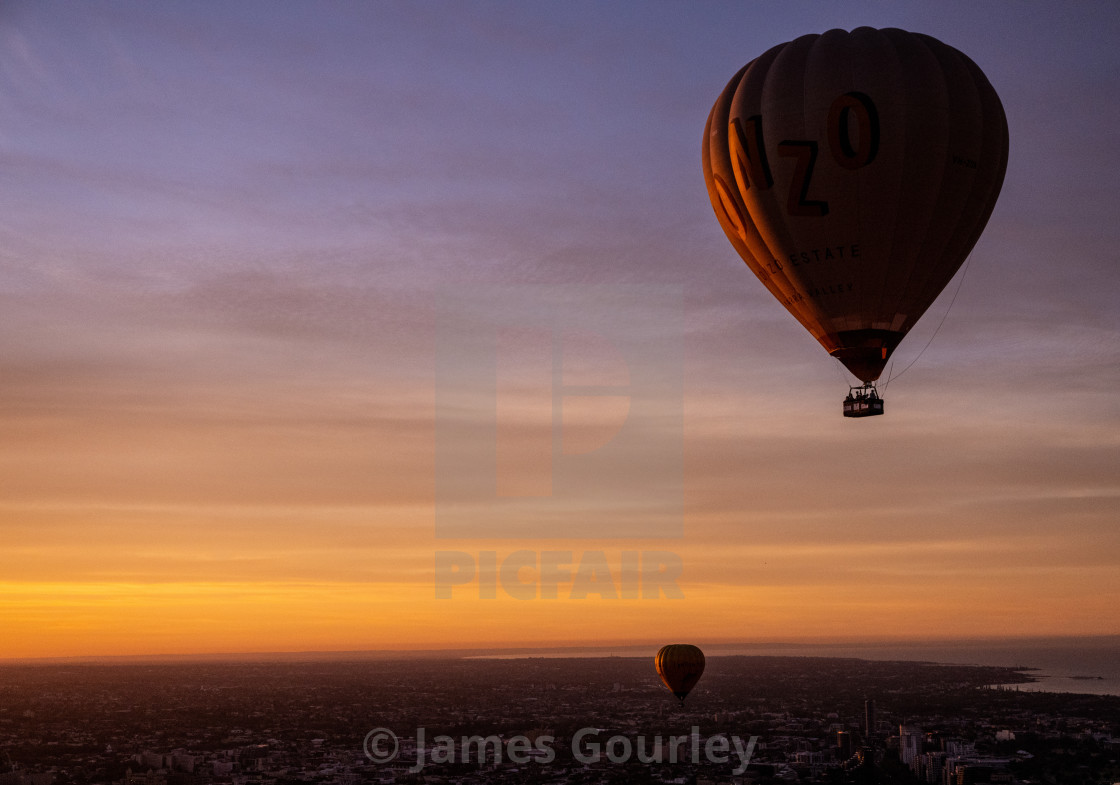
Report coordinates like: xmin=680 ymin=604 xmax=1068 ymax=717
xmin=2 ymin=1 xmax=1119 ymax=659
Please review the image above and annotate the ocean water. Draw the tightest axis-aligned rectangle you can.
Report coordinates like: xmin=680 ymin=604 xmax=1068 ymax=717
xmin=473 ymin=636 xmax=1120 ymax=697
xmin=724 ymin=638 xmax=1120 ymax=697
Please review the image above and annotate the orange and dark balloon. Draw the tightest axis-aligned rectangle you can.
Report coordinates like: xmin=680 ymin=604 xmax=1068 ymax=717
xmin=655 ymin=644 xmax=706 ymax=702
xmin=703 ymin=27 xmax=1009 ymax=382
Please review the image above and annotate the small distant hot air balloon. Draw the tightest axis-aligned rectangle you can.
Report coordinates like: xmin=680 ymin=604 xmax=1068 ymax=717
xmin=703 ymin=28 xmax=1009 ymax=416
xmin=655 ymin=644 xmax=705 ymax=703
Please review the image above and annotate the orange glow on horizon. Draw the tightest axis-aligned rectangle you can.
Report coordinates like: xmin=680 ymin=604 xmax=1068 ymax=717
xmin=3 ymin=541 xmax=1117 ymax=660
xmin=3 ymin=2 xmax=1120 ymax=662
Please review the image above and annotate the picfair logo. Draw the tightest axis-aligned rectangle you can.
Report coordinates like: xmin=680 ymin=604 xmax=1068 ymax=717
xmin=434 ymin=284 xmax=682 ymax=540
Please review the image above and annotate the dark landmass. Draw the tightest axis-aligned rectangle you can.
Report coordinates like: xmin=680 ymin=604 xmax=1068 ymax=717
xmin=0 ymin=656 xmax=1116 ymax=785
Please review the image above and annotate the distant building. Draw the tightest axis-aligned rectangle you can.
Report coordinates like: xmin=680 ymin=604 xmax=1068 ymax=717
xmin=864 ymin=698 xmax=876 ymax=739
xmin=917 ymin=750 xmax=947 ymax=783
xmin=900 ymin=725 xmax=924 ymax=769
xmin=140 ymin=752 xmax=167 ymax=771
xmin=169 ymin=752 xmax=198 ymax=773
xmin=0 ymin=775 xmax=53 ymax=785
xmin=944 ymin=756 xmax=1012 ymax=785
xmin=945 ymin=740 xmax=975 ymax=757
xmin=123 ymin=768 xmax=166 ymax=785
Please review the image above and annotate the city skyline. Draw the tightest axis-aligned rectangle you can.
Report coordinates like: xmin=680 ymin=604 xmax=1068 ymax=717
xmin=2 ymin=1 xmax=1119 ymax=658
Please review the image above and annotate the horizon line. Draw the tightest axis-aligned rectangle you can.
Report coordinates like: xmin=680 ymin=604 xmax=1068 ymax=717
xmin=4 ymin=633 xmax=1119 ymax=666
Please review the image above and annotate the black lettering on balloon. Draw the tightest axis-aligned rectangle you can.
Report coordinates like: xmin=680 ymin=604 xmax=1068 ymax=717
xmin=711 ymin=173 xmax=750 ymax=243
xmin=784 ymin=244 xmax=859 ymax=264
xmin=777 ymin=141 xmax=828 ymax=217
xmin=727 ymin=92 xmax=879 ymax=218
xmin=728 ymin=116 xmax=773 ymax=191
xmin=828 ymin=92 xmax=879 ymax=170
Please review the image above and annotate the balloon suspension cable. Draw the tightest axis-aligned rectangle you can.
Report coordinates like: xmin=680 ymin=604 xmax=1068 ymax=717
xmin=847 ymin=381 xmax=880 ymax=397
xmin=882 ymin=252 xmax=974 ymax=392
xmin=833 ymin=357 xmax=855 ymax=387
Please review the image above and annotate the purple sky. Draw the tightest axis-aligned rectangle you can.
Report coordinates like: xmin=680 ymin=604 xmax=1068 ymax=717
xmin=2 ymin=1 xmax=1119 ymax=654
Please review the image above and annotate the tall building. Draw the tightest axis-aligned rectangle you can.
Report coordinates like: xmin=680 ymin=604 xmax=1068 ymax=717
xmin=864 ymin=698 xmax=876 ymax=739
xmin=900 ymin=725 xmax=924 ymax=769
xmin=918 ymin=751 xmax=947 ymax=784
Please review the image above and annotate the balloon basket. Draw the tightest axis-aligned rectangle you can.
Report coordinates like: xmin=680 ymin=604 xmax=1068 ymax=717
xmin=843 ymin=384 xmax=884 ymax=418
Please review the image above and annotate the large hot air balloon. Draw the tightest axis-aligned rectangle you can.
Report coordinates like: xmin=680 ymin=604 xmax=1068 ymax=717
xmin=655 ymin=644 xmax=705 ymax=703
xmin=703 ymin=28 xmax=1008 ymax=416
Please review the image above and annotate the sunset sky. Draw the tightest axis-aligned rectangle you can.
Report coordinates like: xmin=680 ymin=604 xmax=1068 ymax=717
xmin=3 ymin=1 xmax=1119 ymax=659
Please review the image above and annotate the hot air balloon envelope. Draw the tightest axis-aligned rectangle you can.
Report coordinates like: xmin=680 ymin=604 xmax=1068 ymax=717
xmin=703 ymin=27 xmax=1008 ymax=383
xmin=655 ymin=644 xmax=705 ymax=702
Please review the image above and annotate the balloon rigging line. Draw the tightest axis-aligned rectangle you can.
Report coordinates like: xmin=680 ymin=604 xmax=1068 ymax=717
xmin=834 ymin=356 xmax=856 ymax=387
xmin=882 ymin=253 xmax=974 ymax=391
